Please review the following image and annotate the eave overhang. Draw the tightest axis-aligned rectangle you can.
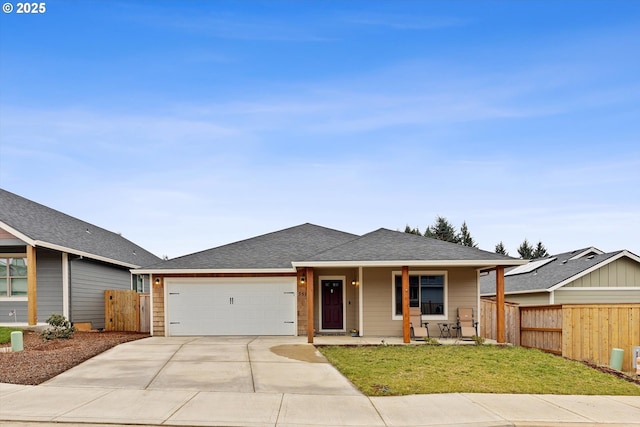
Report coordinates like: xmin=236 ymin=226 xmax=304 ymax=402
xmin=291 ymin=259 xmax=527 ymax=268
xmin=131 ymin=268 xmax=297 ymax=275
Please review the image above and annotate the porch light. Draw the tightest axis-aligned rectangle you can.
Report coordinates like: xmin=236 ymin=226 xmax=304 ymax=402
xmin=300 ymin=276 xmax=306 ymax=284
xmin=351 ymin=279 xmax=358 ymax=286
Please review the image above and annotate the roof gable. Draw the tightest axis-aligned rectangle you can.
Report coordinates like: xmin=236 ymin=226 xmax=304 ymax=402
xmin=480 ymin=250 xmax=629 ymax=295
xmin=141 ymin=223 xmax=359 ymax=271
xmin=0 ymin=189 xmax=160 ymax=267
xmin=298 ymin=228 xmax=520 ymax=265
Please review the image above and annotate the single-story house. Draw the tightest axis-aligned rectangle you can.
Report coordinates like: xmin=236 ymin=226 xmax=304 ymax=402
xmin=0 ymin=188 xmax=161 ymax=328
xmin=133 ymin=223 xmax=525 ymax=343
xmin=480 ymin=247 xmax=640 ymax=305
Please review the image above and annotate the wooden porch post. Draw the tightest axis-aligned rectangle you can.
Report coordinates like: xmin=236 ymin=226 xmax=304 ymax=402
xmin=27 ymin=245 xmax=37 ymax=325
xmin=306 ymin=267 xmax=314 ymax=343
xmin=402 ymin=266 xmax=410 ymax=343
xmin=496 ymin=265 xmax=505 ymax=343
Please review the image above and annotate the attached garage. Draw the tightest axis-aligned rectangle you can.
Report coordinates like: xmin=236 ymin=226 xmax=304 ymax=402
xmin=165 ymin=277 xmax=297 ymax=336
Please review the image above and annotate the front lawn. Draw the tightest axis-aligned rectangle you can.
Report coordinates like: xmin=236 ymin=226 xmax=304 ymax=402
xmin=318 ymin=344 xmax=640 ymax=396
xmin=0 ymin=327 xmax=21 ymax=344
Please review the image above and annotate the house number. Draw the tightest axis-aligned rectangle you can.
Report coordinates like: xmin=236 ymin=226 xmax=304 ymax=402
xmin=298 ymin=291 xmax=306 ymax=297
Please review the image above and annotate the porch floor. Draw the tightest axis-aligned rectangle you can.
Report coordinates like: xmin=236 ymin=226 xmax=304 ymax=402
xmin=313 ymin=335 xmax=498 ymax=346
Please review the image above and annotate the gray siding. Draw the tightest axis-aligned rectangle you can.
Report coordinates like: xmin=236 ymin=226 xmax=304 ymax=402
xmin=0 ymin=300 xmax=28 ymax=322
xmin=36 ymin=248 xmax=63 ymax=322
xmin=70 ymin=258 xmax=131 ymax=329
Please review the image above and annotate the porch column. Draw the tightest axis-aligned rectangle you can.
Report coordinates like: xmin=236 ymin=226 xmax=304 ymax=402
xmin=496 ymin=266 xmax=505 ymax=343
xmin=306 ymin=267 xmax=314 ymax=343
xmin=402 ymin=266 xmax=410 ymax=343
xmin=27 ymin=245 xmax=37 ymax=325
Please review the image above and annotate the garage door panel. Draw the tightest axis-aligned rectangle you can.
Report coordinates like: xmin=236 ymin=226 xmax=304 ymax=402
xmin=167 ymin=278 xmax=296 ymax=336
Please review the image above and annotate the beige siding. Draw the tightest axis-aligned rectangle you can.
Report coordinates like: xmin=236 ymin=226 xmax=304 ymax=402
xmin=312 ymin=268 xmax=359 ymax=332
xmin=566 ymin=257 xmax=640 ymax=288
xmin=361 ymin=266 xmax=479 ymax=337
xmin=504 ymin=292 xmax=551 ymax=306
xmin=554 ymin=289 xmax=640 ymax=304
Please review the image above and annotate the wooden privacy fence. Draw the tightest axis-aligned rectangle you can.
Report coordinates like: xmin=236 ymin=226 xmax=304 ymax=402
xmin=482 ymin=301 xmax=640 ymax=372
xmin=104 ymin=290 xmax=150 ymax=333
xmin=480 ymin=298 xmax=520 ymax=345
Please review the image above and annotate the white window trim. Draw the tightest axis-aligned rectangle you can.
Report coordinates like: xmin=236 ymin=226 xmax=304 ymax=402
xmin=0 ymin=253 xmax=28 ymax=298
xmin=391 ymin=270 xmax=448 ymax=321
xmin=318 ymin=275 xmax=346 ymax=332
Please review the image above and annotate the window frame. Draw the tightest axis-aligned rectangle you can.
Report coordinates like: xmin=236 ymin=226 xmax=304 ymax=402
xmin=391 ymin=270 xmax=448 ymax=321
xmin=0 ymin=253 xmax=28 ymax=301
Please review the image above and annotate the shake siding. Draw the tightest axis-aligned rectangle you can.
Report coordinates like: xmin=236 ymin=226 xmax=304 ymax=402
xmin=36 ymin=248 xmax=63 ymax=322
xmin=554 ymin=289 xmax=640 ymax=304
xmin=70 ymin=258 xmax=130 ymax=329
xmin=565 ymin=257 xmax=640 ymax=288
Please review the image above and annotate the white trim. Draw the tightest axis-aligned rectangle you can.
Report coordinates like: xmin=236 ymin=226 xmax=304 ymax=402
xmin=34 ymin=241 xmax=140 ymax=268
xmin=548 ymin=250 xmax=640 ymax=292
xmin=62 ymin=253 xmax=70 ymax=319
xmin=391 ymin=270 xmax=448 ymax=321
xmin=318 ymin=275 xmax=346 ymax=332
xmin=0 ymin=222 xmax=34 ymax=246
xmin=293 ymin=259 xmax=526 ymax=268
xmin=555 ymin=286 xmax=640 ymax=291
xmin=549 ymin=290 xmax=554 ymax=305
xmin=132 ymin=267 xmax=296 ymax=275
xmin=358 ymin=266 xmax=363 ymax=337
xmin=569 ymin=247 xmax=604 ymax=260
xmin=0 ymin=297 xmax=27 ymax=302
xmin=476 ymin=269 xmax=481 ymax=336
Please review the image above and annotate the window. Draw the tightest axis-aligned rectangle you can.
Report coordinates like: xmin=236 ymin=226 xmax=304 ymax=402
xmin=0 ymin=256 xmax=28 ymax=297
xmin=393 ymin=272 xmax=447 ymax=318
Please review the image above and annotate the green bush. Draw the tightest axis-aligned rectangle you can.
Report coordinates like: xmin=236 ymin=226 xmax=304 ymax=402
xmin=471 ymin=335 xmax=485 ymax=345
xmin=41 ymin=313 xmax=75 ymax=341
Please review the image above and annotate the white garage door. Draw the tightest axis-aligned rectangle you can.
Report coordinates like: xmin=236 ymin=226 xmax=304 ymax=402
xmin=166 ymin=277 xmax=297 ymax=336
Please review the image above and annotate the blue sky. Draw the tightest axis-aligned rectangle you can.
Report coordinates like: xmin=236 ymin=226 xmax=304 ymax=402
xmin=1 ymin=1 xmax=639 ymax=259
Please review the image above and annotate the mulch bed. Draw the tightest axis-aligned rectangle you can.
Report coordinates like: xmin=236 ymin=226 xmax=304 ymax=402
xmin=0 ymin=330 xmax=149 ymax=385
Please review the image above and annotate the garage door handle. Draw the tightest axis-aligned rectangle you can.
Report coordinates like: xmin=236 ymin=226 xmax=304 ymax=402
xmin=284 ymin=321 xmax=294 ymax=323
xmin=284 ymin=291 xmax=295 ymax=294
xmin=169 ymin=322 xmax=180 ymax=324
xmin=169 ymin=292 xmax=180 ymax=295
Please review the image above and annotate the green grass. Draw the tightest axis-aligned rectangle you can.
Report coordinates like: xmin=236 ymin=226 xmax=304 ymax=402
xmin=0 ymin=327 xmax=22 ymax=344
xmin=318 ymin=344 xmax=640 ymax=396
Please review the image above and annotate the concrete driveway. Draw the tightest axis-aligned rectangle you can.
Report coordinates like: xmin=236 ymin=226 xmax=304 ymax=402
xmin=43 ymin=335 xmax=361 ymax=395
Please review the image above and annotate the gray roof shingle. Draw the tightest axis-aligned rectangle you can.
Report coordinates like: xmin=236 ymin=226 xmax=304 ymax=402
xmin=141 ymin=223 xmax=359 ymax=270
xmin=0 ymin=188 xmax=160 ymax=267
xmin=480 ymin=249 xmax=622 ymax=294
xmin=306 ymin=228 xmax=519 ymax=263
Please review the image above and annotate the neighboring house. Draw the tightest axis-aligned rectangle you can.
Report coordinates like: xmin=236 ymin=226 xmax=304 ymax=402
xmin=133 ymin=223 xmax=524 ymax=342
xmin=0 ymin=189 xmax=161 ymax=328
xmin=480 ymin=247 xmax=640 ymax=305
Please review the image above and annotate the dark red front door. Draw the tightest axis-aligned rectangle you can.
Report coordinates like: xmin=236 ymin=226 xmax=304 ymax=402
xmin=322 ymin=280 xmax=343 ymax=329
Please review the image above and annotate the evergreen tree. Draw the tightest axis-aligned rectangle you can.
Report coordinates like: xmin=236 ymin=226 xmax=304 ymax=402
xmin=532 ymin=241 xmax=549 ymax=259
xmin=404 ymin=225 xmax=422 ymax=236
xmin=517 ymin=239 xmax=535 ymax=259
xmin=459 ymin=221 xmax=477 ymax=247
xmin=424 ymin=216 xmax=460 ymax=243
xmin=495 ymin=241 xmax=508 ymax=256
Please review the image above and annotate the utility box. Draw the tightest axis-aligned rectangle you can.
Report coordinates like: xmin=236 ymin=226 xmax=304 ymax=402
xmin=633 ymin=346 xmax=640 ymax=369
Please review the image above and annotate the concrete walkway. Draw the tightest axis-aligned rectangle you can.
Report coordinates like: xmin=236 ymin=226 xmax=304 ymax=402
xmin=1 ymin=336 xmax=639 ymax=426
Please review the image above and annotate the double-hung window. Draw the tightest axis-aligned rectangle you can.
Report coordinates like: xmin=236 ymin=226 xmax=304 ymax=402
xmin=0 ymin=256 xmax=28 ymax=297
xmin=393 ymin=271 xmax=447 ymax=319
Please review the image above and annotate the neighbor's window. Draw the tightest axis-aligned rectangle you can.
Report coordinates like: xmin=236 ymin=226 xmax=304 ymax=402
xmin=394 ymin=273 xmax=446 ymax=316
xmin=0 ymin=257 xmax=28 ymax=297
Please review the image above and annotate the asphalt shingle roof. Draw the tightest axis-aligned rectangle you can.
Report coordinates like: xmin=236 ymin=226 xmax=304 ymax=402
xmin=480 ymin=249 xmax=622 ymax=294
xmin=0 ymin=188 xmax=160 ymax=267
xmin=143 ymin=223 xmax=359 ymax=270
xmin=307 ymin=228 xmax=517 ymax=262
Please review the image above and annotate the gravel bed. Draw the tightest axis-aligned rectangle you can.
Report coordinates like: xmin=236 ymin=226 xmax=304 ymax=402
xmin=0 ymin=330 xmax=149 ymax=385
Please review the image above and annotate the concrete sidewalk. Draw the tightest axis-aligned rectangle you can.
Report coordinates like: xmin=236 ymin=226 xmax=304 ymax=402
xmin=0 ymin=336 xmax=639 ymax=426
xmin=1 ymin=383 xmax=639 ymax=426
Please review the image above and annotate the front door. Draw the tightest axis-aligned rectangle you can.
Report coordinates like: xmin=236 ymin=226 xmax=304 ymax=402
xmin=321 ymin=279 xmax=343 ymax=329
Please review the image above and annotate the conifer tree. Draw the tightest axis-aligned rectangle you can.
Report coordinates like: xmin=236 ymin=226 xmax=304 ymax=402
xmin=459 ymin=221 xmax=477 ymax=247
xmin=532 ymin=241 xmax=549 ymax=258
xmin=517 ymin=239 xmax=535 ymax=259
xmin=495 ymin=241 xmax=508 ymax=255
xmin=424 ymin=216 xmax=460 ymax=243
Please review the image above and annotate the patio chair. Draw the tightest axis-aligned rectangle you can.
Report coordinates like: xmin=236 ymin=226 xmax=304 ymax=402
xmin=455 ymin=307 xmax=478 ymax=339
xmin=410 ymin=307 xmax=429 ymax=340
